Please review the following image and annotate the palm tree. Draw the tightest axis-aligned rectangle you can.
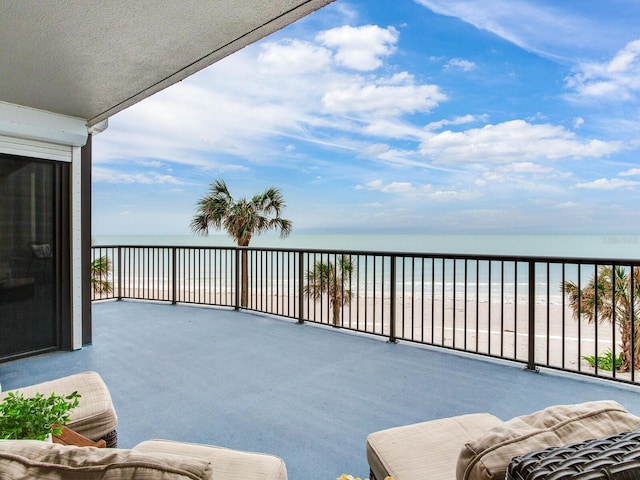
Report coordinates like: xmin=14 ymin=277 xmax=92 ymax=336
xmin=304 ymin=255 xmax=354 ymax=327
xmin=564 ymin=265 xmax=640 ymax=372
xmin=191 ymin=179 xmax=292 ymax=307
xmin=91 ymin=255 xmax=113 ymax=296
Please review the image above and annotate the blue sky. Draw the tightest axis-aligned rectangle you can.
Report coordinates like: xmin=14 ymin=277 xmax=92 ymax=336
xmin=92 ymin=0 xmax=640 ymax=237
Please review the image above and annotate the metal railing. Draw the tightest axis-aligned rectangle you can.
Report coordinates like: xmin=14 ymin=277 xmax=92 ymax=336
xmin=92 ymin=245 xmax=640 ymax=385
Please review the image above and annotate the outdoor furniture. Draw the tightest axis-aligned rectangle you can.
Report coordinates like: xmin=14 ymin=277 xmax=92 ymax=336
xmin=0 ymin=371 xmax=118 ymax=447
xmin=366 ymin=400 xmax=640 ymax=480
xmin=0 ymin=371 xmax=288 ymax=480
xmin=506 ymin=430 xmax=640 ymax=480
xmin=0 ymin=439 xmax=287 ymax=479
xmin=53 ymin=425 xmax=107 ymax=448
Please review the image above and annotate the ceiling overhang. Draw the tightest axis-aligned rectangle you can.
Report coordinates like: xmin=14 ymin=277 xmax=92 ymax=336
xmin=0 ymin=0 xmax=334 ymax=128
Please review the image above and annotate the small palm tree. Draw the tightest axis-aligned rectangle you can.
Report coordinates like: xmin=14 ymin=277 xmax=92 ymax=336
xmin=564 ymin=265 xmax=640 ymax=372
xmin=91 ymin=255 xmax=113 ymax=295
xmin=191 ymin=179 xmax=292 ymax=307
xmin=304 ymin=255 xmax=354 ymax=326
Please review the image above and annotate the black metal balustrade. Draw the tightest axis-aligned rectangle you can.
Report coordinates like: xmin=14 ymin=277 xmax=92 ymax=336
xmin=92 ymin=245 xmax=640 ymax=385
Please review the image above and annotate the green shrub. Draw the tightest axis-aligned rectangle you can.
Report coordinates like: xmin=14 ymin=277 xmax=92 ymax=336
xmin=583 ymin=350 xmax=624 ymax=371
xmin=0 ymin=391 xmax=81 ymax=440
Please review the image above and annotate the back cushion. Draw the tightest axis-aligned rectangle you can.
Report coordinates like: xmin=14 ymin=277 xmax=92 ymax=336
xmin=456 ymin=400 xmax=640 ymax=480
xmin=0 ymin=440 xmax=213 ymax=479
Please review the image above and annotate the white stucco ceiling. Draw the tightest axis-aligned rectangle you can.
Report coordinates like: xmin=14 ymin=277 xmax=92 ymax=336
xmin=0 ymin=0 xmax=333 ymax=126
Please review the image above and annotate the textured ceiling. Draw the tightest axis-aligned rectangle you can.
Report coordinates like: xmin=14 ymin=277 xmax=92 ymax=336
xmin=0 ymin=0 xmax=333 ymax=126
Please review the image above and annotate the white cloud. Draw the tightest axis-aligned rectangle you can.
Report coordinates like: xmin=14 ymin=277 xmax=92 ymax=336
xmin=474 ymin=178 xmax=487 ymax=187
xmin=357 ymin=141 xmax=461 ymax=170
xmin=414 ymin=0 xmax=637 ymax=61
xmin=425 ymin=115 xmax=488 ymax=133
xmin=322 ymin=76 xmax=447 ymax=116
xmin=506 ymin=162 xmax=553 ymax=173
xmin=93 ymin=167 xmax=183 ymax=185
xmin=356 ymin=179 xmax=415 ymax=193
xmin=574 ymin=178 xmax=640 ymax=190
xmin=444 ymin=58 xmax=476 ymax=71
xmin=556 ymin=201 xmax=580 ymax=209
xmin=316 ymin=25 xmax=399 ymax=71
xmin=566 ymin=39 xmax=640 ymax=100
xmin=619 ymin=168 xmax=640 ymax=177
xmin=258 ymin=40 xmax=332 ymax=74
xmin=609 ymin=39 xmax=640 ymax=73
xmin=527 ymin=112 xmax=547 ymax=122
xmin=428 ymin=189 xmax=479 ymax=201
xmin=140 ymin=160 xmax=165 ymax=168
xmin=474 ymin=161 xmax=572 ymax=194
xmin=95 ymin=24 xmax=446 ymax=168
xmin=361 ymin=143 xmax=391 ymax=157
xmin=362 ymin=119 xmax=431 ymax=141
xmin=419 ymin=120 xmax=623 ymax=163
xmin=355 ymin=179 xmax=480 ymax=202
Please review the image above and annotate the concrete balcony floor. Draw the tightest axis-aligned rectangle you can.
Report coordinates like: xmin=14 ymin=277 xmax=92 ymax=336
xmin=2 ymin=300 xmax=640 ymax=480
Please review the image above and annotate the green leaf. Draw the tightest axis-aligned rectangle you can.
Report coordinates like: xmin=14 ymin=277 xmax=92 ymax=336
xmin=0 ymin=390 xmax=81 ymax=440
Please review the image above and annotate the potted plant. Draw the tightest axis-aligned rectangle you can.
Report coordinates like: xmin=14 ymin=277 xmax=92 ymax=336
xmin=0 ymin=390 xmax=81 ymax=440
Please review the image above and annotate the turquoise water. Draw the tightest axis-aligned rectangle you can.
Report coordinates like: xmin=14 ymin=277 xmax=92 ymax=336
xmin=92 ymin=233 xmax=640 ymax=304
xmin=93 ymin=233 xmax=640 ymax=260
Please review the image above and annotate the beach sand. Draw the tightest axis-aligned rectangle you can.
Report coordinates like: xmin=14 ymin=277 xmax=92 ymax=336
xmin=95 ymin=281 xmax=631 ymax=381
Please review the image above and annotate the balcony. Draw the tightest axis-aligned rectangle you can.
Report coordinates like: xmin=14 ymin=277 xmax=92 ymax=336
xmin=91 ymin=245 xmax=640 ymax=383
xmin=2 ymin=299 xmax=640 ymax=480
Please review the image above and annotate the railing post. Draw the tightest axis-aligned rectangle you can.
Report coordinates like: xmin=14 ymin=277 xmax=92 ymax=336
xmin=171 ymin=247 xmax=177 ymax=305
xmin=527 ymin=261 xmax=538 ymax=372
xmin=234 ymin=248 xmax=240 ymax=311
xmin=117 ymin=246 xmax=122 ymax=300
xmin=389 ymin=255 xmax=398 ymax=343
xmin=298 ymin=252 xmax=305 ymax=324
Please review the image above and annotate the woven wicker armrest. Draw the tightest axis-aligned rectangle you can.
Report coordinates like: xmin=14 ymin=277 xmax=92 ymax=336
xmin=506 ymin=431 xmax=640 ymax=480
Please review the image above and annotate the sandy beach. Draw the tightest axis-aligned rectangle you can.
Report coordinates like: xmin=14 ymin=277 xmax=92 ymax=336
xmin=95 ymin=279 xmax=629 ymax=381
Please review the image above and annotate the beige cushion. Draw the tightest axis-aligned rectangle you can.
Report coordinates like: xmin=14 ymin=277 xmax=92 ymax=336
xmin=457 ymin=400 xmax=640 ymax=480
xmin=366 ymin=413 xmax=503 ymax=480
xmin=0 ymin=440 xmax=212 ymax=479
xmin=1 ymin=371 xmax=117 ymax=441
xmin=134 ymin=440 xmax=288 ymax=480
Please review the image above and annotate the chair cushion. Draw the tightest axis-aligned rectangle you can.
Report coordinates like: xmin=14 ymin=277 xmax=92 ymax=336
xmin=456 ymin=400 xmax=640 ymax=480
xmin=0 ymin=371 xmax=117 ymax=441
xmin=134 ymin=440 xmax=288 ymax=480
xmin=366 ymin=413 xmax=503 ymax=480
xmin=0 ymin=440 xmax=212 ymax=479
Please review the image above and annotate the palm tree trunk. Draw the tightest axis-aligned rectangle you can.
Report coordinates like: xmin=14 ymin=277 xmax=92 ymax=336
xmin=633 ymin=318 xmax=640 ymax=371
xmin=330 ymin=287 xmax=342 ymax=326
xmin=332 ymin=302 xmax=341 ymax=326
xmin=241 ymin=250 xmax=248 ymax=308
xmin=620 ymin=314 xmax=633 ymax=372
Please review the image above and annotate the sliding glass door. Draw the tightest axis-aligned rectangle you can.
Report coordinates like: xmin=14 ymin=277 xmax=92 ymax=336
xmin=0 ymin=154 xmax=66 ymax=359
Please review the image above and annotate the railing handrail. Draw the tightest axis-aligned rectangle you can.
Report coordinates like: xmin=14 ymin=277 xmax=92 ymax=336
xmin=92 ymin=243 xmax=640 ymax=265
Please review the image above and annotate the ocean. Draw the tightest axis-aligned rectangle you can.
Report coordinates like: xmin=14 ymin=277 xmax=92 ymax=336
xmin=93 ymin=233 xmax=640 ymax=260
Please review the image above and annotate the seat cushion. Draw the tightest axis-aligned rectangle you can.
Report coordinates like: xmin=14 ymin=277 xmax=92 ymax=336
xmin=133 ymin=440 xmax=288 ymax=480
xmin=1 ymin=371 xmax=117 ymax=441
xmin=456 ymin=400 xmax=640 ymax=480
xmin=0 ymin=440 xmax=212 ymax=479
xmin=366 ymin=413 xmax=503 ymax=480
